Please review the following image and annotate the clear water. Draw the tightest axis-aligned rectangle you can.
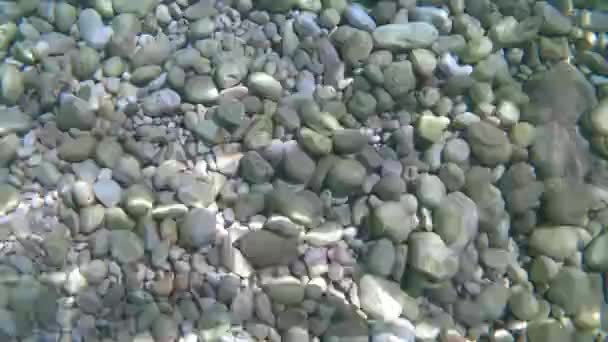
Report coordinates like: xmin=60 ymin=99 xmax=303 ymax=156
xmin=0 ymin=0 xmax=608 ymax=341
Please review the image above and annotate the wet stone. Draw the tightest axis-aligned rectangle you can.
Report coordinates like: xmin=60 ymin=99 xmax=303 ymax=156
xmin=408 ymin=232 xmax=459 ymax=282
xmin=369 ymin=201 xmax=417 ymax=243
xmin=141 ymin=88 xmax=181 ymax=117
xmin=179 ymin=208 xmax=218 ymax=249
xmin=467 ymin=121 xmax=512 ymax=167
xmin=109 ymin=230 xmax=144 ymax=264
xmin=372 ymin=23 xmax=439 ymax=50
xmin=238 ymin=230 xmax=299 ymax=268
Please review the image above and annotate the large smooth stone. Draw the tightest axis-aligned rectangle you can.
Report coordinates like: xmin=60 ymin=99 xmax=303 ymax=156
xmin=179 ymin=208 xmax=217 ymax=248
xmin=141 ymin=88 xmax=181 ymax=117
xmin=0 ymin=107 xmax=31 ymax=136
xmin=408 ymin=232 xmax=459 ymax=282
xmin=546 ymin=266 xmax=602 ymax=319
xmin=529 ymin=226 xmax=585 ymax=260
xmin=78 ymin=8 xmax=113 ymax=49
xmin=584 ymin=231 xmax=608 ymax=272
xmin=372 ymin=23 xmax=439 ymax=50
xmin=523 ymin=61 xmax=597 ymax=126
xmin=433 ymin=192 xmax=479 ymax=252
xmin=237 ymin=230 xmax=298 ymax=268
xmin=358 ymin=274 xmax=417 ymax=321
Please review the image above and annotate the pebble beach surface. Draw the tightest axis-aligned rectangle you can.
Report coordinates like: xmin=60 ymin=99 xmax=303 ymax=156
xmin=0 ymin=0 xmax=608 ymax=341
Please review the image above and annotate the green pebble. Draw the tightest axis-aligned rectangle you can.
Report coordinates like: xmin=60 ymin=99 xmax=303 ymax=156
xmin=417 ymin=114 xmax=450 ymax=143
xmin=54 ymin=2 xmax=77 ymax=33
xmin=319 ymin=8 xmax=341 ymax=28
xmin=130 ymin=65 xmax=162 ymax=86
xmin=583 ymin=231 xmax=608 ymax=272
xmin=112 ymin=13 xmax=142 ymax=36
xmin=93 ymin=0 xmax=114 ymax=18
xmin=0 ymin=64 xmax=24 ymax=105
xmin=103 ymin=56 xmax=126 ymax=77
xmin=510 ymin=122 xmax=536 ymax=147
xmin=298 ymin=127 xmax=333 ymax=156
xmin=460 ymin=36 xmax=493 ymax=64
xmin=323 ymin=0 xmax=347 ymax=12
xmin=73 ymin=46 xmax=101 ymax=80
xmin=168 ymin=66 xmax=186 ymax=89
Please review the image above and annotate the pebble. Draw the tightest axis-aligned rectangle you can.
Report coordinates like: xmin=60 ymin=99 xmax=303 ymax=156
xmin=141 ymin=88 xmax=181 ymax=117
xmin=263 ymin=276 xmax=305 ymax=305
xmin=81 ymin=259 xmax=108 ymax=284
xmin=467 ymin=121 xmax=513 ymax=167
xmin=416 ymin=174 xmax=446 ymax=209
xmin=358 ymin=274 xmax=415 ymax=321
xmin=0 ymin=308 xmax=17 ymax=338
xmin=238 ymin=230 xmax=298 ymax=267
xmin=248 ymin=72 xmax=283 ymax=100
xmin=78 ymin=8 xmax=113 ymax=49
xmin=179 ymin=208 xmax=218 ymax=249
xmin=372 ymin=23 xmax=439 ymax=50
xmin=365 ymin=238 xmax=395 ymax=277
xmin=184 ymin=76 xmax=219 ymax=104
xmin=583 ymin=231 xmax=608 ymax=272
xmin=529 ymin=226 xmax=583 ymax=260
xmin=0 ymin=184 xmax=19 ymax=214
xmin=443 ymin=138 xmax=471 ymax=164
xmin=110 ymin=230 xmax=144 ymax=264
xmin=325 ymin=158 xmax=366 ymax=197
xmin=508 ymin=285 xmax=540 ymax=321
xmin=433 ymin=192 xmax=479 ymax=252
xmin=282 ymin=143 xmax=316 ymax=184
xmin=408 ymin=232 xmax=459 ymax=282
xmin=344 ymin=4 xmax=376 ymax=32
xmin=370 ymin=318 xmax=416 ymax=342
xmin=72 ymin=180 xmax=96 ymax=207
xmin=369 ymin=201 xmax=417 ymax=243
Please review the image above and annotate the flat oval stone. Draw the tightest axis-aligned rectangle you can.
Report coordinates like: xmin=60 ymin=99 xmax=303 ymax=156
xmin=184 ymin=75 xmax=219 ymax=104
xmin=583 ymin=231 xmax=608 ymax=272
xmin=529 ymin=226 xmax=582 ymax=260
xmin=179 ymin=208 xmax=217 ymax=248
xmin=372 ymin=23 xmax=439 ymax=50
xmin=141 ymin=88 xmax=181 ymax=117
xmin=238 ymin=230 xmax=298 ymax=268
xmin=248 ymin=72 xmax=282 ymax=100
xmin=1 ymin=64 xmax=23 ymax=105
xmin=344 ymin=4 xmax=376 ymax=32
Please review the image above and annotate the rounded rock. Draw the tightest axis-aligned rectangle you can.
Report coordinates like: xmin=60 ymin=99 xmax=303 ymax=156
xmin=0 ymin=64 xmax=23 ymax=105
xmin=372 ymin=23 xmax=439 ymax=50
xmin=416 ymin=174 xmax=446 ymax=209
xmin=282 ymin=144 xmax=316 ymax=185
xmin=184 ymin=76 xmax=219 ymax=104
xmin=344 ymin=4 xmax=376 ymax=31
xmin=248 ymin=72 xmax=283 ymax=100
xmin=467 ymin=121 xmax=512 ymax=166
xmin=179 ymin=208 xmax=218 ymax=249
xmin=325 ymin=158 xmax=366 ymax=197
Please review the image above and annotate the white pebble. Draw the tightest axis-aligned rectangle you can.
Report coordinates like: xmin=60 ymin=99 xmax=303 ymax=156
xmin=439 ymin=53 xmax=472 ymax=76
xmin=496 ymin=100 xmax=520 ymax=126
